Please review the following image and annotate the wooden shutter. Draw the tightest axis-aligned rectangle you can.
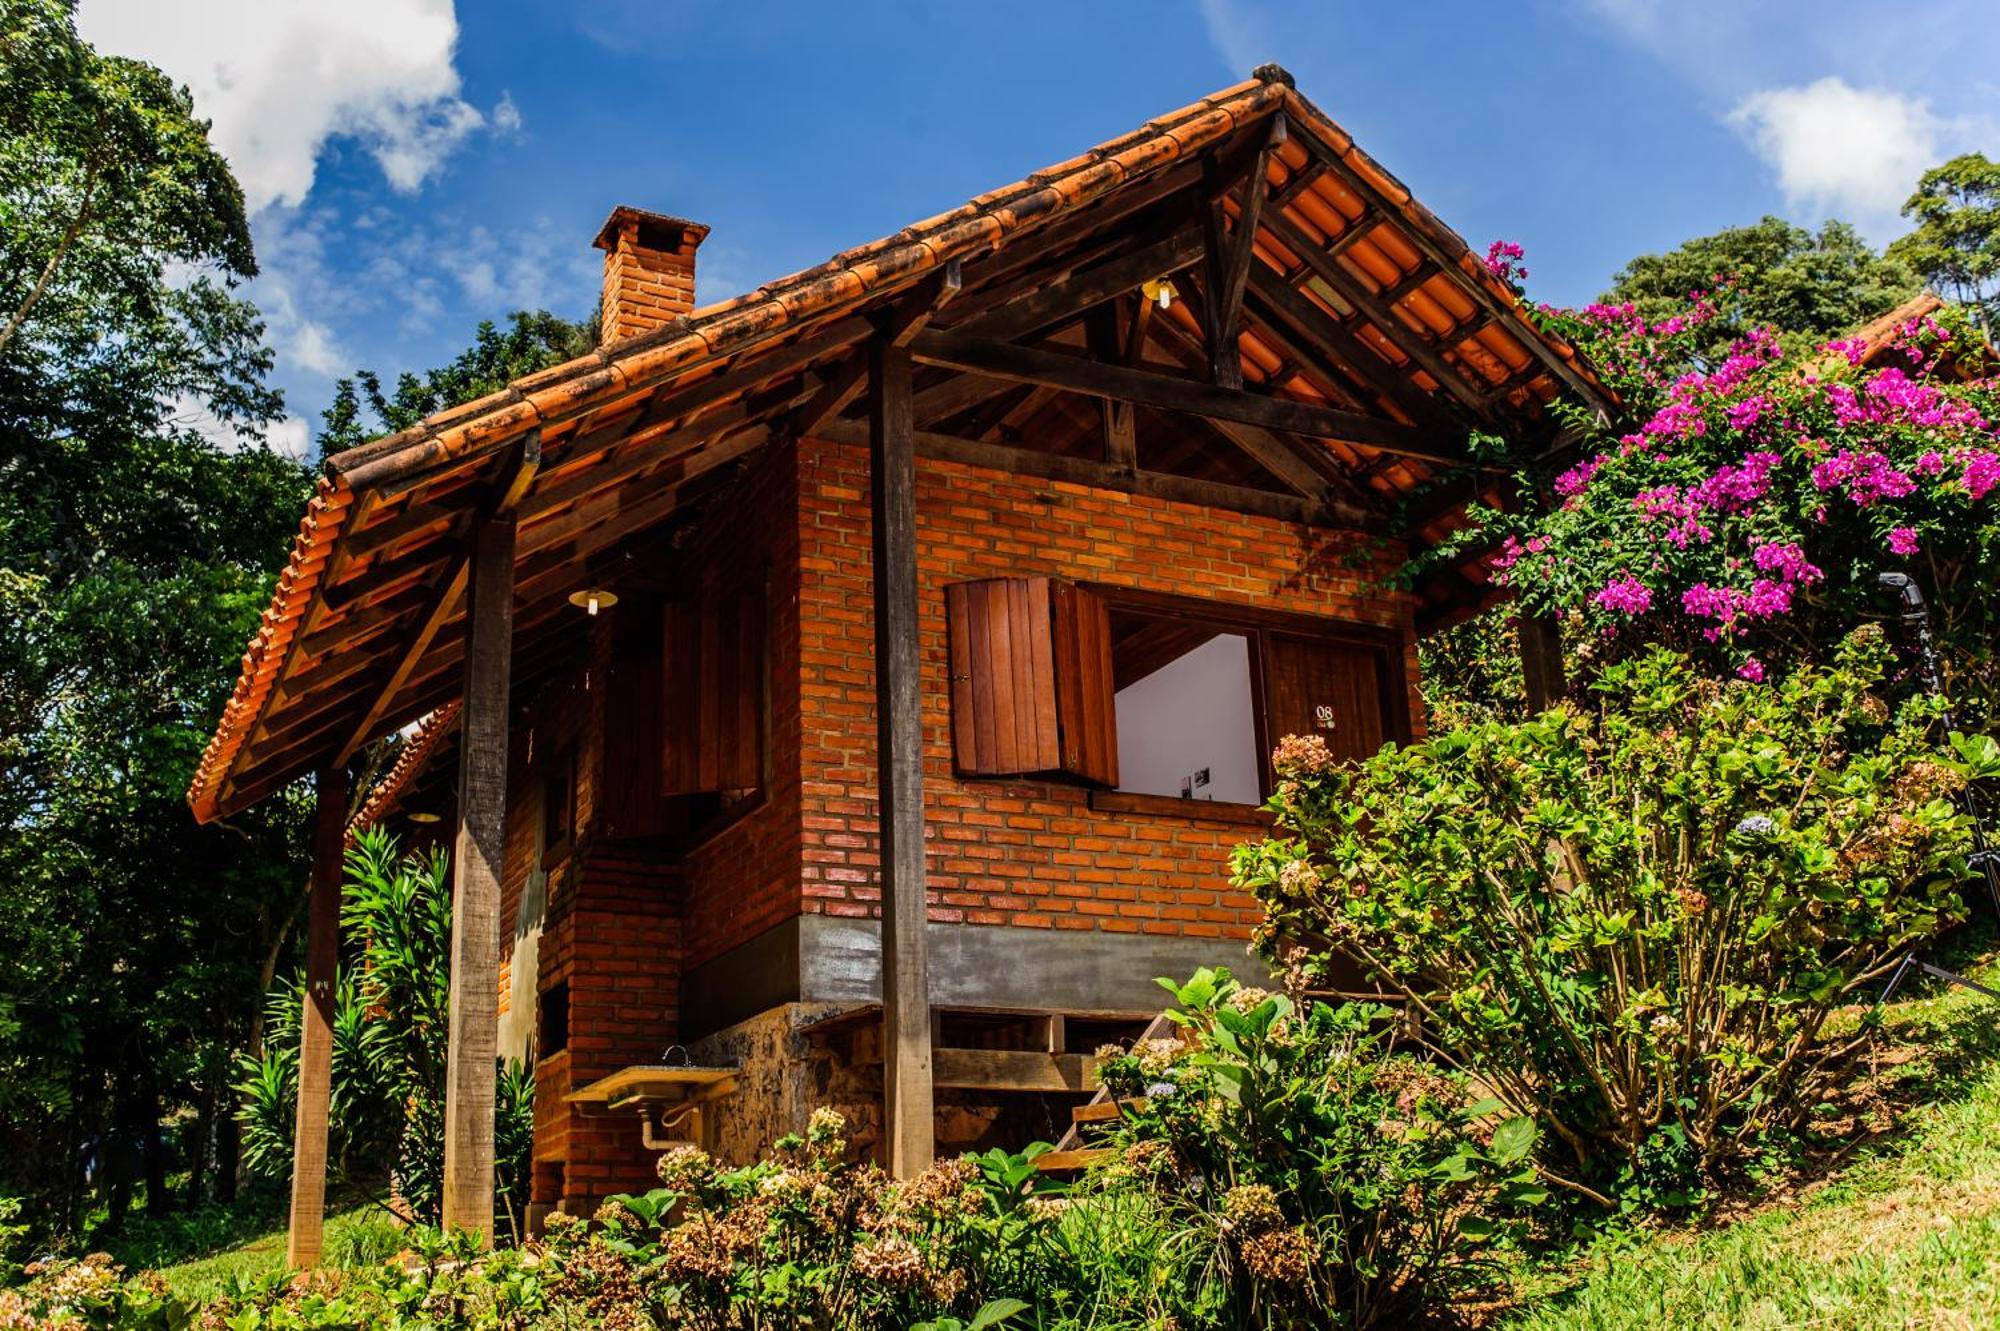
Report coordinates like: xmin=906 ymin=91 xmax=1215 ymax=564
xmin=945 ymin=576 xmax=1116 ymax=786
xmin=662 ymin=580 xmax=765 ymax=796
xmin=1262 ymin=633 xmax=1390 ymax=765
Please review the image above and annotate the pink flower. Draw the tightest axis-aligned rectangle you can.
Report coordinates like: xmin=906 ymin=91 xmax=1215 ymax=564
xmin=1960 ymin=449 xmax=2000 ymax=501
xmin=1555 ymin=455 xmax=1606 ymax=497
xmin=1737 ymin=658 xmax=1766 ymax=683
xmin=1593 ymin=575 xmax=1653 ymax=616
xmin=1811 ymin=449 xmax=1916 ymax=506
xmin=1751 ymin=541 xmax=1823 ymax=586
xmin=1887 ymin=526 xmax=1919 ymax=556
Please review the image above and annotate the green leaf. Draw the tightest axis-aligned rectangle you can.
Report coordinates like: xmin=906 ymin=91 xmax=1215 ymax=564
xmin=1489 ymin=1115 xmax=1537 ymax=1166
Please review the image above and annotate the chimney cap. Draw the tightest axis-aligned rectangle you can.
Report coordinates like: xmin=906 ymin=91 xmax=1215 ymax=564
xmin=593 ymin=205 xmax=710 ymax=253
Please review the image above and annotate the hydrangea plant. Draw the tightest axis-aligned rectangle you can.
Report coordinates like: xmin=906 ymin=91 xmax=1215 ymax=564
xmin=1235 ymin=632 xmax=1976 ymax=1201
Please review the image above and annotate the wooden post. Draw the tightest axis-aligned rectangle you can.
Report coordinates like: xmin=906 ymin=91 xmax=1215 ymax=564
xmin=1518 ymin=612 xmax=1566 ymax=713
xmin=869 ymin=331 xmax=935 ymax=1177
xmin=441 ymin=513 xmax=516 ymax=1242
xmin=286 ymin=766 xmax=345 ymax=1268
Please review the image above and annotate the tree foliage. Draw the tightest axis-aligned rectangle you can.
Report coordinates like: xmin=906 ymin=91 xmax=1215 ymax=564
xmin=318 ymin=310 xmax=592 ymax=455
xmin=1889 ymin=152 xmax=2000 ymax=330
xmin=1603 ymin=216 xmax=1917 ymax=369
xmin=0 ymin=0 xmax=311 ymax=1234
xmin=235 ymin=829 xmax=534 ymax=1243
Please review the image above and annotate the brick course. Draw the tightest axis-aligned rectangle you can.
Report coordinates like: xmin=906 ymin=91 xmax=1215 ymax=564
xmin=773 ymin=436 xmax=1422 ymax=952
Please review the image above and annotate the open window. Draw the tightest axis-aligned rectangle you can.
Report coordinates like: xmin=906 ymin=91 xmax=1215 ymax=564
xmin=1109 ymin=617 xmax=1263 ymax=804
xmin=945 ymin=578 xmax=1405 ymax=814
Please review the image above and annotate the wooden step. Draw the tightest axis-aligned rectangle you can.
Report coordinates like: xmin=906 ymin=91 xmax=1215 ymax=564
xmin=1070 ymin=1096 xmax=1148 ymax=1125
xmin=1032 ymin=1148 xmax=1113 ymax=1173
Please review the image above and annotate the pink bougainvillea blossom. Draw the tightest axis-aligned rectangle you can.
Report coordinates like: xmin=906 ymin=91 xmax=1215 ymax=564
xmin=1555 ymin=454 xmax=1606 ymax=497
xmin=1887 ymin=526 xmax=1920 ymax=556
xmin=1960 ymin=449 xmax=2000 ymax=501
xmin=1810 ymin=449 xmax=1916 ymax=506
xmin=1736 ymin=657 xmax=1766 ymax=683
xmin=1750 ymin=541 xmax=1823 ymax=586
xmin=1484 ymin=239 xmax=1528 ymax=284
xmin=1593 ymin=576 xmax=1653 ymax=615
xmin=1690 ymin=451 xmax=1782 ymax=513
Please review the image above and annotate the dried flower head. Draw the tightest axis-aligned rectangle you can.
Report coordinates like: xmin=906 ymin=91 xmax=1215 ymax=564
xmin=1272 ymin=733 xmax=1337 ymax=776
xmin=1221 ymin=1183 xmax=1284 ymax=1234
xmin=1238 ymin=1225 xmax=1313 ymax=1285
xmin=850 ymin=1234 xmax=927 ymax=1289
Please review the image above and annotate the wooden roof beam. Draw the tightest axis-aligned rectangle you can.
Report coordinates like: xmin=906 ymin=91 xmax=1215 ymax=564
xmin=1242 ymin=267 xmax=1467 ymax=432
xmin=1202 ymin=110 xmax=1285 ymax=390
xmin=334 ymin=433 xmax=539 ymax=763
xmin=1264 ymin=211 xmax=1495 ymax=417
xmin=907 ymin=330 xmax=1464 ymax=465
xmin=1287 ymin=130 xmax=1611 ymax=415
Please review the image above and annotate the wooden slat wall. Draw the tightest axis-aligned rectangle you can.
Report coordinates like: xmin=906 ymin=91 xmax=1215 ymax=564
xmin=662 ymin=580 xmax=764 ymax=796
xmin=945 ymin=576 xmax=1115 ymax=786
xmin=1051 ymin=580 xmax=1117 ymax=787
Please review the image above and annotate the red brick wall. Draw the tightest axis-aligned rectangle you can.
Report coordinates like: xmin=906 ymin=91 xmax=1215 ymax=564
xmin=783 ymin=436 xmax=1420 ymax=945
xmin=530 ymin=847 xmax=682 ymax=1210
xmin=599 ymin=218 xmax=701 ymax=342
xmin=674 ymin=440 xmax=805 ymax=969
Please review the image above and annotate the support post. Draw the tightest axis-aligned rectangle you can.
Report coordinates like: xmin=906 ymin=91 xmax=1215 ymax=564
xmin=869 ymin=331 xmax=934 ymax=1177
xmin=1518 ymin=612 xmax=1566 ymax=713
xmin=285 ymin=766 xmax=345 ymax=1268
xmin=441 ymin=513 xmax=516 ymax=1242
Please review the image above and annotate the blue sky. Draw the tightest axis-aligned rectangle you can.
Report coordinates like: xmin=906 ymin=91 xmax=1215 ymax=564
xmin=77 ymin=1 xmax=2000 ymax=459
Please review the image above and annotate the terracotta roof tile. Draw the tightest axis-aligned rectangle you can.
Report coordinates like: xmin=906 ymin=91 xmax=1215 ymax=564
xmin=188 ymin=68 xmax=1610 ymax=822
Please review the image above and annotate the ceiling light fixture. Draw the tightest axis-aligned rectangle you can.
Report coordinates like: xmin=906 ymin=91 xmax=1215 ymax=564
xmin=567 ymin=588 xmax=619 ymax=617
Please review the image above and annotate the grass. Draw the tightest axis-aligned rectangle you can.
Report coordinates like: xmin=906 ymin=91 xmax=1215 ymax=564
xmin=1499 ymin=940 xmax=2000 ymax=1331
xmin=78 ymin=1191 xmax=403 ymax=1301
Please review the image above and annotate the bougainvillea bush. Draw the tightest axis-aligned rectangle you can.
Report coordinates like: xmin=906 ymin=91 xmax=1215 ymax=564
xmin=1235 ymin=632 xmax=1976 ymax=1203
xmin=1086 ymin=968 xmax=1542 ymax=1330
xmin=1490 ymin=292 xmax=2000 ymax=717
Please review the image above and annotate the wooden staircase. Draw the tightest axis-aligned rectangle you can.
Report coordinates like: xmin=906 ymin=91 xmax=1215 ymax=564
xmin=1034 ymin=1010 xmax=1176 ymax=1173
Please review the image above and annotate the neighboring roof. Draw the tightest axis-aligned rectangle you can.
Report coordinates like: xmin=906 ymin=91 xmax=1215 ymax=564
xmin=1842 ymin=291 xmax=1959 ymax=374
xmin=345 ymin=701 xmax=461 ymax=844
xmin=189 ymin=65 xmax=1614 ymax=822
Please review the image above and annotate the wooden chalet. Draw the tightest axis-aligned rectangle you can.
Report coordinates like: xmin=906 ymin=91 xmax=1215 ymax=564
xmin=189 ymin=66 xmax=1613 ymax=1257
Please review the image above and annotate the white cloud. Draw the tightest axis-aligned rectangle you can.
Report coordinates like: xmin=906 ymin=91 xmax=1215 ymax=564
xmin=76 ymin=0 xmax=493 ymax=212
xmin=1729 ymin=78 xmax=1942 ymax=227
xmin=491 ymin=91 xmax=523 ymax=136
xmin=1195 ymin=0 xmax=1272 ymax=79
xmin=166 ymin=396 xmax=315 ymax=460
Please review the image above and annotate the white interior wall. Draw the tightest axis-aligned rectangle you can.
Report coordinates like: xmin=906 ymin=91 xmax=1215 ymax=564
xmin=1113 ymin=632 xmax=1261 ymax=803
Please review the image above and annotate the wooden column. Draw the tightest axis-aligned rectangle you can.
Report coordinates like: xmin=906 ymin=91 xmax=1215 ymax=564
xmin=869 ymin=332 xmax=934 ymax=1177
xmin=286 ymin=766 xmax=345 ymax=1268
xmin=1518 ymin=612 xmax=1566 ymax=713
xmin=441 ymin=513 xmax=516 ymax=1241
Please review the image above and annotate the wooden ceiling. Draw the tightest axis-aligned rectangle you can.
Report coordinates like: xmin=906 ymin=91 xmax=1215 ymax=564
xmin=189 ymin=66 xmax=1613 ymax=823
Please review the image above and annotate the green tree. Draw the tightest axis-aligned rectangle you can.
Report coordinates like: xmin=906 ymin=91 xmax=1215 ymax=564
xmin=1889 ymin=152 xmax=2000 ymax=330
xmin=0 ymin=0 xmax=309 ymax=1236
xmin=1604 ymin=216 xmax=1917 ymax=367
xmin=318 ymin=310 xmax=593 ymax=454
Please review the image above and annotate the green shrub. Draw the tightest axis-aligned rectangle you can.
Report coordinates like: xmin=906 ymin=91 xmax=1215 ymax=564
xmin=1085 ymin=968 xmax=1542 ymax=1330
xmin=1237 ymin=631 xmax=1977 ymax=1203
xmin=234 ymin=829 xmax=534 ymax=1242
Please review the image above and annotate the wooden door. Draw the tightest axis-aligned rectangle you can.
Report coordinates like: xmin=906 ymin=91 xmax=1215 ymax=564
xmin=1262 ymin=634 xmax=1391 ymax=766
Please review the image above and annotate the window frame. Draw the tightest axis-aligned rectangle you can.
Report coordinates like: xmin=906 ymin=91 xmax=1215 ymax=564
xmin=1079 ymin=583 xmax=1411 ymax=816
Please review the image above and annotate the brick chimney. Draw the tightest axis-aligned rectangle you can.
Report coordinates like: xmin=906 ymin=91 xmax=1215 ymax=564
xmin=592 ymin=206 xmax=710 ymax=343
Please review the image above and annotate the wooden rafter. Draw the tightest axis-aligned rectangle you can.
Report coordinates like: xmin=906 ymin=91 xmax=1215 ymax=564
xmin=334 ymin=433 xmax=538 ymax=763
xmin=1202 ymin=111 xmax=1285 ymax=390
xmin=907 ymin=331 xmax=1462 ymax=464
